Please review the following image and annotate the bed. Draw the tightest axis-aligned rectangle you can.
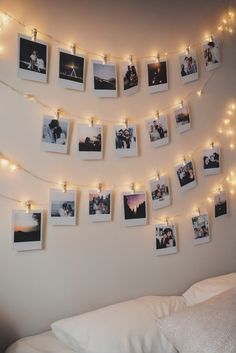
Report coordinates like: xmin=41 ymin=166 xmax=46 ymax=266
xmin=5 ymin=272 xmax=236 ymax=353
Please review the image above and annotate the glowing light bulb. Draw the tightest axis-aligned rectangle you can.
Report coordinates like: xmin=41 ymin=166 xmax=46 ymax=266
xmin=207 ymin=197 xmax=213 ymax=204
xmin=229 ymin=143 xmax=235 ymax=150
xmin=230 ymin=189 xmax=235 ymax=195
xmin=10 ymin=164 xmax=17 ymax=172
xmin=218 ymin=25 xmax=223 ymax=31
xmin=0 ymin=158 xmax=9 ymax=167
xmin=231 ymin=103 xmax=236 ymax=110
xmin=224 ymin=118 xmax=230 ymax=125
xmin=197 ymin=90 xmax=202 ymax=96
xmin=227 ymin=110 xmax=233 ymax=115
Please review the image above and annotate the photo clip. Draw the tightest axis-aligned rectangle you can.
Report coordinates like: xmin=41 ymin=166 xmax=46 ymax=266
xmin=155 ymin=110 xmax=159 ymax=121
xmin=156 ymin=53 xmax=160 ymax=63
xmin=103 ymin=54 xmax=107 ymax=65
xmin=186 ymin=46 xmax=190 ymax=55
xmin=56 ymin=109 xmax=61 ymax=120
xmin=90 ymin=117 xmax=94 ymax=127
xmin=98 ymin=183 xmax=103 ymax=193
xmin=129 ymin=55 xmax=133 ymax=65
xmin=62 ymin=181 xmax=67 ymax=193
xmin=130 ymin=182 xmax=135 ymax=194
xmin=25 ymin=200 xmax=32 ymax=214
xmin=210 ymin=141 xmax=214 ymax=149
xmin=125 ymin=118 xmax=128 ymax=128
xmin=32 ymin=28 xmax=37 ymax=41
xmin=165 ymin=217 xmax=169 ymax=226
xmin=180 ymin=100 xmax=184 ymax=108
xmin=156 ymin=172 xmax=160 ymax=181
xmin=71 ymin=43 xmax=76 ymax=55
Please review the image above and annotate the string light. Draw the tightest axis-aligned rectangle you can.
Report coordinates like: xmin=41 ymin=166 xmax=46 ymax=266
xmin=197 ymin=89 xmax=202 ymax=96
xmin=217 ymin=11 xmax=235 ymax=34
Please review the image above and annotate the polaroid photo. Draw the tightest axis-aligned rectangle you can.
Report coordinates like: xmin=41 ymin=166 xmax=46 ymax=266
xmin=155 ymin=224 xmax=177 ymax=256
xmin=149 ymin=176 xmax=171 ymax=210
xmin=179 ymin=50 xmax=198 ymax=84
xmin=12 ymin=210 xmax=43 ymax=251
xmin=123 ymin=61 xmax=138 ymax=95
xmin=89 ymin=190 xmax=112 ymax=222
xmin=147 ymin=60 xmax=168 ymax=93
xmin=192 ymin=213 xmax=210 ymax=245
xmin=114 ymin=124 xmax=137 ymax=157
xmin=203 ymin=38 xmax=221 ymax=71
xmin=215 ymin=191 xmax=228 ymax=219
xmin=123 ymin=192 xmax=147 ymax=226
xmin=18 ymin=33 xmax=48 ymax=83
xmin=146 ymin=115 xmax=169 ymax=148
xmin=174 ymin=105 xmax=191 ymax=133
xmin=78 ymin=124 xmax=103 ymax=160
xmin=203 ymin=147 xmax=220 ymax=175
xmin=49 ymin=189 xmax=77 ymax=226
xmin=58 ymin=48 xmax=85 ymax=90
xmin=92 ymin=60 xmax=117 ymax=97
xmin=41 ymin=116 xmax=70 ymax=154
xmin=176 ymin=160 xmax=197 ymax=191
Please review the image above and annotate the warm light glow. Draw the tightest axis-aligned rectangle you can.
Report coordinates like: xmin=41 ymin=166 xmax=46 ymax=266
xmin=230 ymin=189 xmax=235 ymax=195
xmin=227 ymin=110 xmax=233 ymax=115
xmin=207 ymin=197 xmax=213 ymax=204
xmin=0 ymin=158 xmax=9 ymax=167
xmin=218 ymin=25 xmax=223 ymax=31
xmin=231 ymin=103 xmax=236 ymax=110
xmin=227 ymin=129 xmax=234 ymax=136
xmin=224 ymin=118 xmax=230 ymax=125
xmin=229 ymin=143 xmax=235 ymax=150
xmin=23 ymin=94 xmax=35 ymax=101
xmin=10 ymin=164 xmax=17 ymax=172
xmin=197 ymin=90 xmax=202 ymax=96
xmin=218 ymin=128 xmax=223 ymax=134
xmin=0 ymin=13 xmax=10 ymax=30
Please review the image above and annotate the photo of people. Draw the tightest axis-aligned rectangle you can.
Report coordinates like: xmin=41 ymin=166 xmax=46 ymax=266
xmin=49 ymin=189 xmax=77 ymax=226
xmin=176 ymin=160 xmax=197 ymax=191
xmin=123 ymin=192 xmax=147 ymax=226
xmin=203 ymin=147 xmax=220 ymax=175
xmin=147 ymin=60 xmax=168 ymax=93
xmin=155 ymin=224 xmax=177 ymax=256
xmin=123 ymin=62 xmax=138 ymax=95
xmin=92 ymin=61 xmax=117 ymax=97
xmin=18 ymin=33 xmax=48 ymax=82
xmin=114 ymin=125 xmax=137 ymax=157
xmin=192 ymin=214 xmax=210 ymax=245
xmin=146 ymin=115 xmax=169 ymax=148
xmin=179 ymin=50 xmax=198 ymax=84
xmin=149 ymin=176 xmax=171 ymax=210
xmin=41 ymin=116 xmax=70 ymax=154
xmin=89 ymin=190 xmax=112 ymax=222
xmin=58 ymin=48 xmax=85 ymax=90
xmin=203 ymin=38 xmax=221 ymax=71
xmin=12 ymin=210 xmax=43 ymax=251
xmin=174 ymin=105 xmax=191 ymax=133
xmin=215 ymin=191 xmax=228 ymax=219
xmin=78 ymin=124 xmax=103 ymax=160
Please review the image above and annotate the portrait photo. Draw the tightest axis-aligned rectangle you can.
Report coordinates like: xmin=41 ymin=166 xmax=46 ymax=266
xmin=58 ymin=48 xmax=85 ymax=90
xmin=179 ymin=50 xmax=198 ymax=84
xmin=149 ymin=176 xmax=171 ymax=210
xmin=41 ymin=116 xmax=70 ymax=154
xmin=203 ymin=147 xmax=220 ymax=175
xmin=123 ymin=61 xmax=138 ymax=95
xmin=78 ymin=124 xmax=103 ymax=160
xmin=123 ymin=192 xmax=147 ymax=226
xmin=92 ymin=60 xmax=117 ymax=97
xmin=203 ymin=38 xmax=221 ymax=71
xmin=192 ymin=213 xmax=210 ymax=245
xmin=146 ymin=115 xmax=169 ymax=148
xmin=155 ymin=224 xmax=177 ymax=256
xmin=174 ymin=105 xmax=191 ymax=133
xmin=89 ymin=190 xmax=112 ymax=222
xmin=215 ymin=191 xmax=228 ymax=219
xmin=114 ymin=125 xmax=137 ymax=157
xmin=18 ymin=33 xmax=48 ymax=83
xmin=49 ymin=189 xmax=77 ymax=226
xmin=147 ymin=60 xmax=168 ymax=93
xmin=176 ymin=160 xmax=197 ymax=191
xmin=12 ymin=210 xmax=43 ymax=251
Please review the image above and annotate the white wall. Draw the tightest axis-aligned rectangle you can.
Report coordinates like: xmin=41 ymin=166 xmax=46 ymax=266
xmin=0 ymin=0 xmax=236 ymax=351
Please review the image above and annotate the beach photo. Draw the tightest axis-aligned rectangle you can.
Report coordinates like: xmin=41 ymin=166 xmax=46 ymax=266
xmin=123 ymin=192 xmax=147 ymax=226
xmin=58 ymin=48 xmax=85 ymax=90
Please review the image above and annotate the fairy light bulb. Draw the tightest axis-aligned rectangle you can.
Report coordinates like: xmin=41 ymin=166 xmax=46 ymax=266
xmin=207 ymin=197 xmax=213 ymax=204
xmin=224 ymin=118 xmax=230 ymax=125
xmin=10 ymin=164 xmax=17 ymax=172
xmin=0 ymin=158 xmax=9 ymax=167
xmin=229 ymin=143 xmax=235 ymax=150
xmin=197 ymin=90 xmax=202 ymax=96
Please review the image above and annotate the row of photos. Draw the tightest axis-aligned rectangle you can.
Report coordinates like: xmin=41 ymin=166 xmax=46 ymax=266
xmin=18 ymin=33 xmax=221 ymax=96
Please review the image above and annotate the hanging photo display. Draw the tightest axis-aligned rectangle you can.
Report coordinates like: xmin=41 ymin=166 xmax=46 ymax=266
xmin=114 ymin=124 xmax=137 ymax=157
xmin=58 ymin=48 xmax=85 ymax=91
xmin=215 ymin=191 xmax=228 ymax=219
xmin=122 ymin=192 xmax=147 ymax=226
xmin=49 ymin=189 xmax=77 ymax=226
xmin=149 ymin=176 xmax=171 ymax=210
xmin=192 ymin=213 xmax=210 ymax=245
xmin=155 ymin=223 xmax=177 ymax=256
xmin=89 ymin=190 xmax=112 ymax=222
xmin=147 ymin=60 xmax=168 ymax=93
xmin=12 ymin=210 xmax=43 ymax=251
xmin=92 ymin=60 xmax=117 ymax=97
xmin=203 ymin=146 xmax=220 ymax=175
xmin=202 ymin=37 xmax=221 ymax=72
xmin=146 ymin=115 xmax=169 ymax=148
xmin=174 ymin=104 xmax=191 ymax=133
xmin=176 ymin=159 xmax=197 ymax=191
xmin=41 ymin=116 xmax=70 ymax=154
xmin=179 ymin=49 xmax=198 ymax=84
xmin=18 ymin=33 xmax=48 ymax=83
xmin=78 ymin=123 xmax=103 ymax=160
xmin=123 ymin=61 xmax=139 ymax=95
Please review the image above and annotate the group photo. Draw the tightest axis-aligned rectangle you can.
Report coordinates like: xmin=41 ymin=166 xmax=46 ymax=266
xmin=146 ymin=115 xmax=169 ymax=148
xmin=176 ymin=160 xmax=196 ymax=191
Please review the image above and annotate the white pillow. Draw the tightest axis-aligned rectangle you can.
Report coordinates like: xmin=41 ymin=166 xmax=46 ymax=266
xmin=51 ymin=295 xmax=186 ymax=353
xmin=183 ymin=272 xmax=236 ymax=306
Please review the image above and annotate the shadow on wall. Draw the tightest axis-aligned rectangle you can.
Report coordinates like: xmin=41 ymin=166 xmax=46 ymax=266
xmin=0 ymin=313 xmax=17 ymax=353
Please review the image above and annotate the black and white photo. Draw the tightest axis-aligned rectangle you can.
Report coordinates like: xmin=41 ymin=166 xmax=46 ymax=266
xmin=92 ymin=60 xmax=117 ymax=97
xmin=192 ymin=213 xmax=210 ymax=245
xmin=215 ymin=191 xmax=228 ymax=219
xmin=89 ymin=190 xmax=112 ymax=222
xmin=123 ymin=61 xmax=138 ymax=95
xmin=149 ymin=176 xmax=171 ymax=210
xmin=41 ymin=116 xmax=70 ymax=154
xmin=123 ymin=192 xmax=147 ymax=226
xmin=176 ymin=160 xmax=197 ymax=191
xmin=174 ymin=105 xmax=191 ymax=133
xmin=203 ymin=38 xmax=221 ymax=71
xmin=114 ymin=125 xmax=137 ymax=157
xmin=49 ymin=189 xmax=77 ymax=226
xmin=203 ymin=147 xmax=220 ymax=175
xmin=155 ymin=224 xmax=177 ymax=256
xmin=146 ymin=115 xmax=169 ymax=147
xmin=12 ymin=210 xmax=43 ymax=251
xmin=58 ymin=48 xmax=85 ymax=90
xmin=179 ymin=50 xmax=198 ymax=84
xmin=18 ymin=33 xmax=48 ymax=82
xmin=78 ymin=124 xmax=103 ymax=160
xmin=147 ymin=60 xmax=168 ymax=93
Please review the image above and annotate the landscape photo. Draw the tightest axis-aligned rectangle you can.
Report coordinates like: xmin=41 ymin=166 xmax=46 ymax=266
xmin=93 ymin=61 xmax=117 ymax=97
xmin=123 ymin=192 xmax=147 ymax=226
xmin=78 ymin=124 xmax=103 ymax=160
xmin=58 ymin=49 xmax=85 ymax=90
